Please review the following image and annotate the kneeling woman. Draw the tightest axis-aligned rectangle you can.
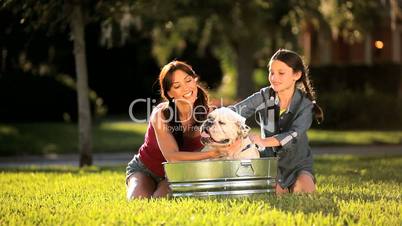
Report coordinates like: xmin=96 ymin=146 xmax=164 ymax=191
xmin=126 ymin=60 xmax=222 ymax=199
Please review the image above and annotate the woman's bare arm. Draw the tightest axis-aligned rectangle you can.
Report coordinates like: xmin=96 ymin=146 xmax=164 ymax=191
xmin=151 ymin=107 xmax=220 ymax=162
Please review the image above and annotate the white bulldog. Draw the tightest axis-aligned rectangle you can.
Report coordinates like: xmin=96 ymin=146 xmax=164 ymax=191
xmin=200 ymin=107 xmax=260 ymax=159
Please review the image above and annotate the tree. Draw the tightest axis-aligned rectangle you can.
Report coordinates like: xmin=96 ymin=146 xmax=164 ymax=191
xmin=170 ymin=0 xmax=323 ymax=99
xmin=319 ymin=0 xmax=386 ymax=64
xmin=107 ymin=0 xmax=325 ymax=99
xmin=1 ymin=0 xmax=94 ymax=166
xmin=68 ymin=0 xmax=92 ymax=166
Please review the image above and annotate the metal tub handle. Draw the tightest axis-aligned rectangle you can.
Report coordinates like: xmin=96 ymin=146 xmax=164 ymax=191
xmin=236 ymin=160 xmax=255 ymax=177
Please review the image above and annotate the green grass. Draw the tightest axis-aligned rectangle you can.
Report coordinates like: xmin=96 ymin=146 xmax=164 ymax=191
xmin=308 ymin=130 xmax=402 ymax=146
xmin=0 ymin=122 xmax=147 ymax=156
xmin=1 ymin=155 xmax=401 ymax=225
xmin=1 ymin=122 xmax=402 ymax=156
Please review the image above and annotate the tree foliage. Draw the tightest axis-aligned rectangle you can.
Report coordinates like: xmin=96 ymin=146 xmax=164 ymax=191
xmin=1 ymin=0 xmax=392 ymax=100
xmin=320 ymin=0 xmax=386 ymax=43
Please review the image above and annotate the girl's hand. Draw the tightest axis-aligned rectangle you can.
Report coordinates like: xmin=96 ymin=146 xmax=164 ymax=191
xmin=249 ymin=134 xmax=266 ymax=148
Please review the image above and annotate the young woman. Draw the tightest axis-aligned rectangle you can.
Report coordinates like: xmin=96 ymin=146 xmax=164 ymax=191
xmin=231 ymin=49 xmax=324 ymax=194
xmin=126 ymin=60 xmax=224 ymax=199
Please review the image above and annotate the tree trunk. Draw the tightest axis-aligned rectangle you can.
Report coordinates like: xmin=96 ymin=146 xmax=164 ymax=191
xmin=236 ymin=40 xmax=255 ymax=99
xmin=70 ymin=0 xmax=92 ymax=167
xmin=317 ymin=31 xmax=331 ymax=65
xmin=364 ymin=34 xmax=372 ymax=65
xmin=398 ymin=67 xmax=402 ymax=104
xmin=1 ymin=47 xmax=6 ymax=74
xmin=302 ymin=23 xmax=312 ymax=64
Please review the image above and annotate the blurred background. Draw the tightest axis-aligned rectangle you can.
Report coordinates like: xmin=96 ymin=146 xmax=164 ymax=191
xmin=1 ymin=0 xmax=402 ymax=164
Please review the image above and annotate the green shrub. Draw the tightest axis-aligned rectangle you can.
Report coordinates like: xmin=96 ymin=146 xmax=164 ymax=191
xmin=309 ymin=64 xmax=402 ymax=129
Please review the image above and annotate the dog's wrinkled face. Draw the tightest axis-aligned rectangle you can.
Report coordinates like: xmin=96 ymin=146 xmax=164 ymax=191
xmin=200 ymin=107 xmax=250 ymax=146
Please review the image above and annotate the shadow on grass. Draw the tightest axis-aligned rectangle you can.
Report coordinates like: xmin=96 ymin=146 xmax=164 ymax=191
xmin=172 ymin=188 xmax=397 ymax=217
xmin=171 ymin=193 xmax=340 ymax=216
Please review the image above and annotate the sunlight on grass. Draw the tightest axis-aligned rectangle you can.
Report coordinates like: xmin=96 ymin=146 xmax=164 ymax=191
xmin=1 ymin=122 xmax=401 ymax=156
xmin=308 ymin=129 xmax=402 ymax=145
xmin=99 ymin=122 xmax=147 ymax=134
xmin=93 ymin=122 xmax=147 ymax=153
xmin=0 ymin=122 xmax=148 ymax=155
xmin=1 ymin=156 xmax=401 ymax=225
xmin=0 ymin=125 xmax=19 ymax=136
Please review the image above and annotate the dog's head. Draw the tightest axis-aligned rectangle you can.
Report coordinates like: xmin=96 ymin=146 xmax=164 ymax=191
xmin=200 ymin=107 xmax=250 ymax=146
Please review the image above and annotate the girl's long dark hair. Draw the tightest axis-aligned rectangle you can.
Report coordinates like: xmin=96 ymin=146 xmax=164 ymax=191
xmin=269 ymin=49 xmax=324 ymax=124
xmin=159 ymin=60 xmax=209 ymax=146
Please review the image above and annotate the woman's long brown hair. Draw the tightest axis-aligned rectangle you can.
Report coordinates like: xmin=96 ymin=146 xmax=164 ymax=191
xmin=159 ymin=60 xmax=209 ymax=146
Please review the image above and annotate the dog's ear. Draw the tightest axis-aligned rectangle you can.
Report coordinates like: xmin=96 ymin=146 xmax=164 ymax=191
xmin=239 ymin=124 xmax=250 ymax=138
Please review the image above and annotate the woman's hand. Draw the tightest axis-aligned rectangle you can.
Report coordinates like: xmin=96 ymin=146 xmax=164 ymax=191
xmin=216 ymin=145 xmax=232 ymax=158
xmin=206 ymin=145 xmax=231 ymax=158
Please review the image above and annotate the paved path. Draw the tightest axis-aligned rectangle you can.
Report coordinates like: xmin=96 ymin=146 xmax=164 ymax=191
xmin=0 ymin=145 xmax=401 ymax=167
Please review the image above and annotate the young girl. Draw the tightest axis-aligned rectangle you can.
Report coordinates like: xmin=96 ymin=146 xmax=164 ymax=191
xmin=126 ymin=60 xmax=224 ymax=199
xmin=231 ymin=49 xmax=324 ymax=194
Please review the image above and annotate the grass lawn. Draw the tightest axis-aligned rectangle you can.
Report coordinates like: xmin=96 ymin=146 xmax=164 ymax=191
xmin=1 ymin=155 xmax=401 ymax=225
xmin=0 ymin=122 xmax=147 ymax=156
xmin=1 ymin=122 xmax=402 ymax=156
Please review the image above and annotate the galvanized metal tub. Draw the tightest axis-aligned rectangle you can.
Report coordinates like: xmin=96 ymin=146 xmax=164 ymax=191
xmin=163 ymin=157 xmax=278 ymax=197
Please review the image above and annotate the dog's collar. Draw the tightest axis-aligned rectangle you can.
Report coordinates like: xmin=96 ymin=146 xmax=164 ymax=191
xmin=240 ymin=143 xmax=259 ymax=153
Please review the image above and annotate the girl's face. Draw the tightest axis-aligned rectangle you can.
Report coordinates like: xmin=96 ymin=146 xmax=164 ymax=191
xmin=268 ymin=60 xmax=301 ymax=93
xmin=167 ymin=69 xmax=198 ymax=105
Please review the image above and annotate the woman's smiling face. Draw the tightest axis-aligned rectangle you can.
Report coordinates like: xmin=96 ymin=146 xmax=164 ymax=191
xmin=268 ymin=60 xmax=301 ymax=93
xmin=167 ymin=69 xmax=198 ymax=105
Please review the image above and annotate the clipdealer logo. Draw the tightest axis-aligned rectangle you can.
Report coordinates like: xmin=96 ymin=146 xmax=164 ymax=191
xmin=128 ymin=97 xmax=266 ymax=128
